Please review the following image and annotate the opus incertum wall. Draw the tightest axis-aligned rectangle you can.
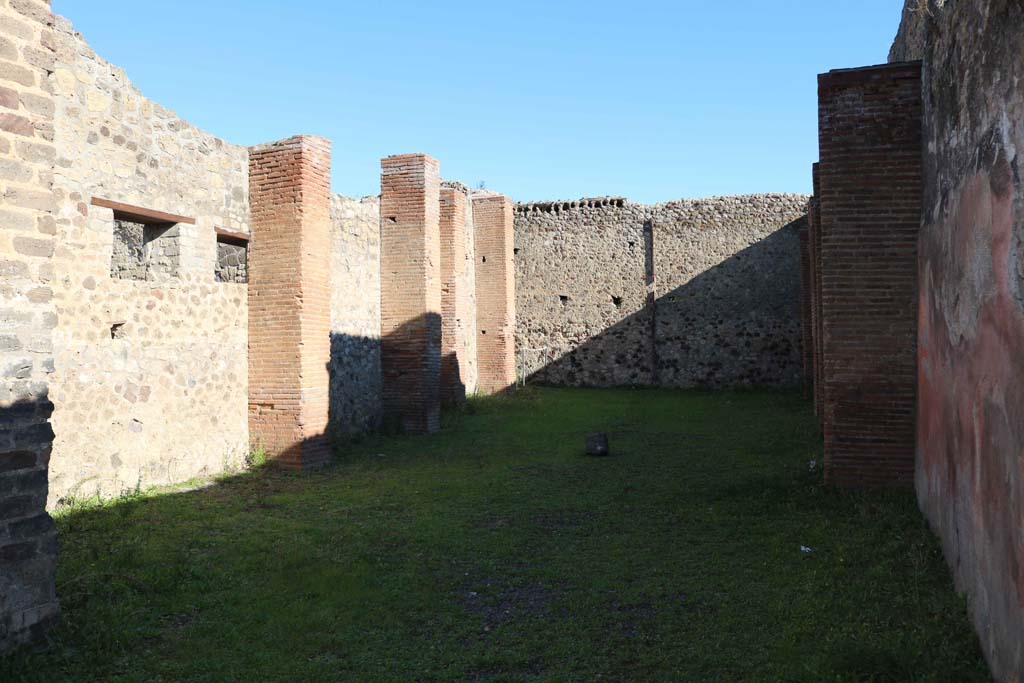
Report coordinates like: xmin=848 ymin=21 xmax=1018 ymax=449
xmin=514 ymin=195 xmax=809 ymax=389
xmin=50 ymin=13 xmax=250 ymax=503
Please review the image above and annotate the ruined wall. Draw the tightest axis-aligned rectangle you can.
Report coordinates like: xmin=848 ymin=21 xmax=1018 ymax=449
xmin=48 ymin=16 xmax=250 ymax=503
xmin=515 ymin=195 xmax=808 ymax=388
xmin=888 ymin=0 xmax=929 ymax=63
xmin=0 ymin=0 xmax=60 ymax=654
xmin=439 ymin=182 xmax=479 ymax=403
xmin=893 ymin=1 xmax=1024 ymax=678
xmin=472 ymin=193 xmax=516 ymax=394
xmin=379 ymin=154 xmax=442 ymax=434
xmin=815 ymin=63 xmax=922 ymax=489
xmin=328 ymin=194 xmax=382 ymax=437
xmin=248 ymin=137 xmax=332 ymax=469
xmin=653 ymin=195 xmax=807 ymax=388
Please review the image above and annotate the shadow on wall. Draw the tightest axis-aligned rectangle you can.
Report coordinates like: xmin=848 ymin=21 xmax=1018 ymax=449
xmin=327 ymin=312 xmax=465 ymax=440
xmin=324 ymin=219 xmax=804 ymax=443
xmin=0 ymin=397 xmax=60 ymax=654
xmin=525 ymin=219 xmax=807 ymax=389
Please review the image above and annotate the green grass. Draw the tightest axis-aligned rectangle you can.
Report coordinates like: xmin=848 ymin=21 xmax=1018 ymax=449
xmin=1 ymin=388 xmax=989 ymax=682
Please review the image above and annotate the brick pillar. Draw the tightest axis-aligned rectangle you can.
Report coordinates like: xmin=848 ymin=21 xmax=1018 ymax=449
xmin=0 ymin=0 xmax=60 ymax=654
xmin=817 ymin=63 xmax=922 ymax=488
xmin=808 ymin=164 xmax=824 ymax=423
xmin=248 ymin=136 xmax=332 ymax=468
xmin=439 ymin=183 xmax=470 ymax=406
xmin=380 ymin=154 xmax=442 ymax=433
xmin=797 ymin=220 xmax=812 ymax=396
xmin=472 ymin=194 xmax=516 ymax=395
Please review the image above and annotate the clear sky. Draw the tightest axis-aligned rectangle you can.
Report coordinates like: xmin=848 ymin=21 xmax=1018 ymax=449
xmin=51 ymin=1 xmax=902 ymax=204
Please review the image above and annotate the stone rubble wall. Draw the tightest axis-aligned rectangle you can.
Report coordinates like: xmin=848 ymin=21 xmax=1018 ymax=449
xmin=47 ymin=15 xmax=250 ymax=504
xmin=328 ymin=194 xmax=382 ymax=437
xmin=515 ymin=194 xmax=808 ymax=388
xmin=891 ymin=1 xmax=1024 ymax=679
xmin=214 ymin=240 xmax=246 ymax=284
xmin=0 ymin=0 xmax=61 ymax=655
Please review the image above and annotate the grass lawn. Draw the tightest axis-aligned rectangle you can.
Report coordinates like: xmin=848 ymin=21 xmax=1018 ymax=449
xmin=1 ymin=388 xmax=988 ymax=682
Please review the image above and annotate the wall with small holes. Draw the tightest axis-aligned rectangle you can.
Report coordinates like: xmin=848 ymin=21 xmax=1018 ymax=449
xmin=514 ymin=194 xmax=809 ymax=388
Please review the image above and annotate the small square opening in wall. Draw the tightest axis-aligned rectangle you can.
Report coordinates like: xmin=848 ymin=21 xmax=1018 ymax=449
xmin=215 ymin=232 xmax=248 ymax=284
xmin=110 ymin=216 xmax=181 ymax=282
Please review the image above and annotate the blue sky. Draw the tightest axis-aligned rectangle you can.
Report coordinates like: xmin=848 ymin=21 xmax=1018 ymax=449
xmin=52 ymin=1 xmax=902 ymax=203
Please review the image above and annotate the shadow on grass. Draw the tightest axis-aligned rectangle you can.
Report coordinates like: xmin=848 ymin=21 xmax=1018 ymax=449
xmin=0 ymin=388 xmax=990 ymax=683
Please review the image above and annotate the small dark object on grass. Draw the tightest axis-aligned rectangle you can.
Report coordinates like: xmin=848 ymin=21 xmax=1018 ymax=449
xmin=586 ymin=433 xmax=610 ymax=456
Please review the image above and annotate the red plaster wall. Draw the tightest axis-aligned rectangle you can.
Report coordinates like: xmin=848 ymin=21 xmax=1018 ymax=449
xmin=903 ymin=1 xmax=1024 ymax=676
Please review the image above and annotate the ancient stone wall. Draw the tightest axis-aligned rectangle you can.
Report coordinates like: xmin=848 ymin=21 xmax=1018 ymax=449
xmin=328 ymin=194 xmax=382 ymax=437
xmin=892 ymin=1 xmax=1024 ymax=678
xmin=515 ymin=195 xmax=808 ymax=388
xmin=48 ymin=16 xmax=250 ymax=503
xmin=888 ymin=0 xmax=929 ymax=63
xmin=0 ymin=0 xmax=60 ymax=654
xmin=214 ymin=240 xmax=246 ymax=284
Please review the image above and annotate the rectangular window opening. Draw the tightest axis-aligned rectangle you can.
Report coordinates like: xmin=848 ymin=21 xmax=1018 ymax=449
xmin=215 ymin=231 xmax=249 ymax=284
xmin=110 ymin=216 xmax=181 ymax=282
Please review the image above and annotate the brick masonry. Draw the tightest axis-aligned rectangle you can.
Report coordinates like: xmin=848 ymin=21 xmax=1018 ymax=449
xmin=248 ymin=136 xmax=332 ymax=468
xmin=439 ymin=182 xmax=478 ymax=404
xmin=815 ymin=63 xmax=922 ymax=488
xmin=797 ymin=220 xmax=811 ymax=393
xmin=0 ymin=0 xmax=60 ymax=655
xmin=808 ymin=165 xmax=824 ymax=422
xmin=379 ymin=154 xmax=442 ymax=433
xmin=472 ymin=193 xmax=516 ymax=395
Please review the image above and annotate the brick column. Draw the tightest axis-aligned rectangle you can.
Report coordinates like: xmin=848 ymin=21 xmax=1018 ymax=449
xmin=248 ymin=136 xmax=332 ymax=468
xmin=808 ymin=164 xmax=824 ymax=423
xmin=817 ymin=63 xmax=922 ymax=488
xmin=797 ymin=220 xmax=812 ymax=396
xmin=0 ymin=0 xmax=60 ymax=654
xmin=439 ymin=183 xmax=470 ymax=406
xmin=380 ymin=154 xmax=442 ymax=433
xmin=472 ymin=194 xmax=516 ymax=395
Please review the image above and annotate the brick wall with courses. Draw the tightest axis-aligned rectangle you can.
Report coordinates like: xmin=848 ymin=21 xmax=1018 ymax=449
xmin=815 ymin=63 xmax=921 ymax=489
xmin=247 ymin=136 xmax=332 ymax=468
xmin=514 ymin=194 xmax=808 ymax=388
xmin=0 ymin=0 xmax=61 ymax=655
xmin=48 ymin=14 xmax=250 ymax=504
xmin=379 ymin=154 xmax=442 ymax=433
xmin=472 ymin=192 xmax=516 ymax=394
xmin=439 ymin=182 xmax=479 ymax=403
